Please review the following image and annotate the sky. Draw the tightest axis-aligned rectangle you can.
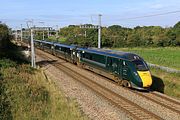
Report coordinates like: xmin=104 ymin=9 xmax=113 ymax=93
xmin=0 ymin=0 xmax=180 ymax=29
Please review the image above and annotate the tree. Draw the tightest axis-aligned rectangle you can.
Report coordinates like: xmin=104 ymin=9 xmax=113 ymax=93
xmin=0 ymin=24 xmax=11 ymax=50
xmin=173 ymin=21 xmax=180 ymax=46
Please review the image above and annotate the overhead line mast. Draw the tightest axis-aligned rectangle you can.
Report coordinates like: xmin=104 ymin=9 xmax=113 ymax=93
xmin=21 ymin=24 xmax=23 ymax=41
xmin=26 ymin=20 xmax=36 ymax=68
xmin=80 ymin=14 xmax=102 ymax=48
xmin=98 ymin=14 xmax=102 ymax=49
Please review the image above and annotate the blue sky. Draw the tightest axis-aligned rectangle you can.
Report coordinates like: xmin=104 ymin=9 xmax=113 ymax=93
xmin=0 ymin=0 xmax=180 ymax=29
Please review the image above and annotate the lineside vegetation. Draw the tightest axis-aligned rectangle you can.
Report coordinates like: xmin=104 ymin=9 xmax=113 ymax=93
xmin=150 ymin=68 xmax=180 ymax=98
xmin=0 ymin=59 xmax=87 ymax=120
xmin=0 ymin=24 xmax=87 ymax=120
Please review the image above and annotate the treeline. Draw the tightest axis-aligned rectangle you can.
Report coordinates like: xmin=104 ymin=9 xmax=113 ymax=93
xmin=0 ymin=24 xmax=21 ymax=61
xmin=0 ymin=24 xmax=12 ymax=50
xmin=59 ymin=21 xmax=180 ymax=47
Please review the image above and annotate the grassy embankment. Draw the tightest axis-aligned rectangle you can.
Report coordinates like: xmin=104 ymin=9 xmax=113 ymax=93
xmin=0 ymin=59 xmax=87 ymax=120
xmin=115 ymin=47 xmax=180 ymax=98
xmin=0 ymin=46 xmax=87 ymax=120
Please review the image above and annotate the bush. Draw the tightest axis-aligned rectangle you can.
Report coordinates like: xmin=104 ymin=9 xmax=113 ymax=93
xmin=0 ymin=24 xmax=12 ymax=50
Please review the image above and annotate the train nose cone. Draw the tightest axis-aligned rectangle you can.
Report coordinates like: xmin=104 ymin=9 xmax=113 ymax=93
xmin=137 ymin=71 xmax=152 ymax=87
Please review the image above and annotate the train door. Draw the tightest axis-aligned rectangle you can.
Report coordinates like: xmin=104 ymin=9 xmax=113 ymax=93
xmin=107 ymin=57 xmax=113 ymax=72
xmin=71 ymin=48 xmax=76 ymax=63
xmin=122 ymin=61 xmax=128 ymax=80
xmin=107 ymin=57 xmax=119 ymax=75
xmin=118 ymin=59 xmax=122 ymax=78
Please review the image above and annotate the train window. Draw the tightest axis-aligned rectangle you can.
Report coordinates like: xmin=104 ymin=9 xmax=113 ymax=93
xmin=67 ymin=49 xmax=70 ymax=53
xmin=108 ymin=58 xmax=112 ymax=66
xmin=84 ymin=54 xmax=89 ymax=59
xmin=81 ymin=53 xmax=84 ymax=58
xmin=133 ymin=60 xmax=148 ymax=71
xmin=90 ymin=55 xmax=93 ymax=60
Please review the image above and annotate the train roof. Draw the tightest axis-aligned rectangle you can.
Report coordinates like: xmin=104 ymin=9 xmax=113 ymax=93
xmin=34 ymin=40 xmax=54 ymax=45
xmin=77 ymin=47 xmax=142 ymax=61
xmin=34 ymin=40 xmax=75 ymax=49
xmin=54 ymin=43 xmax=76 ymax=49
xmin=34 ymin=40 xmax=142 ymax=61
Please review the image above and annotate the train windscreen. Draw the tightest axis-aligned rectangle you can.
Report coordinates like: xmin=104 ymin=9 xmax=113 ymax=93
xmin=133 ymin=60 xmax=149 ymax=71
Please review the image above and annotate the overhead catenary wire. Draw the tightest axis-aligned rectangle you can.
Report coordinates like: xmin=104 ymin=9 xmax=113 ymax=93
xmin=116 ymin=10 xmax=180 ymax=21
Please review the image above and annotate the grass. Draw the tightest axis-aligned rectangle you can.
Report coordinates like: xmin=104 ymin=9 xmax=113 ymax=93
xmin=114 ymin=47 xmax=180 ymax=70
xmin=0 ymin=59 xmax=87 ymax=120
xmin=150 ymin=67 xmax=180 ymax=99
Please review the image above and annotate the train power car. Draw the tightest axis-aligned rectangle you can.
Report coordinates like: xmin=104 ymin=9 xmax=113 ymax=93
xmin=76 ymin=48 xmax=152 ymax=90
xmin=34 ymin=40 xmax=152 ymax=90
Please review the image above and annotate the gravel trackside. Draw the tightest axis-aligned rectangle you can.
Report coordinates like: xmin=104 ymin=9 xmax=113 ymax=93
xmin=36 ymin=55 xmax=132 ymax=120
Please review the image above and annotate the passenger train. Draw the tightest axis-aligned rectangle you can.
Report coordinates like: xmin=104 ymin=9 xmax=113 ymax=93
xmin=34 ymin=40 xmax=152 ymax=90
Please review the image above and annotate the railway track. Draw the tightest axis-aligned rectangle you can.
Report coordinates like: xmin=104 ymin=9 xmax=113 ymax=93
xmin=152 ymin=92 xmax=180 ymax=105
xmin=95 ymin=73 xmax=180 ymax=114
xmin=36 ymin=49 xmax=163 ymax=120
xmin=78 ymin=60 xmax=180 ymax=115
xmin=75 ymin=63 xmax=180 ymax=115
xmin=131 ymin=90 xmax=180 ymax=114
xmin=151 ymin=92 xmax=180 ymax=111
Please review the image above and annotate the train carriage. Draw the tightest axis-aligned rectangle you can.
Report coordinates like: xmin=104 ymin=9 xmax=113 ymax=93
xmin=54 ymin=43 xmax=77 ymax=63
xmin=35 ymin=40 xmax=54 ymax=54
xmin=34 ymin=40 xmax=42 ymax=48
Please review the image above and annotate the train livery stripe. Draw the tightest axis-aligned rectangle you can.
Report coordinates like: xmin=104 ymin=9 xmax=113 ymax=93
xmin=137 ymin=71 xmax=152 ymax=87
xmin=82 ymin=58 xmax=106 ymax=67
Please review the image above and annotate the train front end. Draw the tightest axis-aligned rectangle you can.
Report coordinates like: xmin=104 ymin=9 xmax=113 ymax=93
xmin=131 ymin=59 xmax=152 ymax=90
xmin=137 ymin=70 xmax=152 ymax=88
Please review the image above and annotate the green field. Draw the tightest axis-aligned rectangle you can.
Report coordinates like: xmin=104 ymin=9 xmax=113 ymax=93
xmin=114 ymin=47 xmax=180 ymax=70
xmin=150 ymin=68 xmax=180 ymax=98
